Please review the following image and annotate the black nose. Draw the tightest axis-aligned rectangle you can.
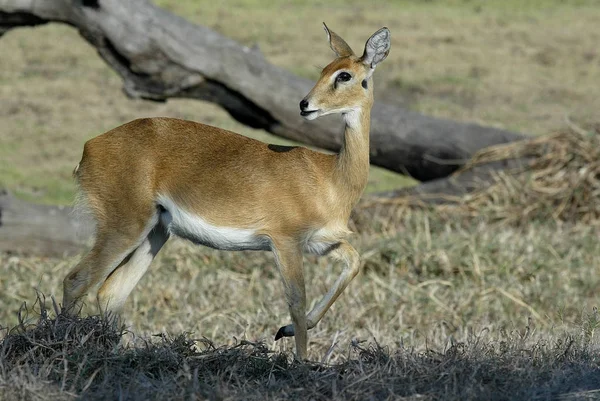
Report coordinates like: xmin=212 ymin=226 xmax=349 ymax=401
xmin=299 ymin=99 xmax=309 ymax=111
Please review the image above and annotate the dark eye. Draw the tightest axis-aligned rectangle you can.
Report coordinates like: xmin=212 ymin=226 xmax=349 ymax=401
xmin=336 ymin=72 xmax=352 ymax=83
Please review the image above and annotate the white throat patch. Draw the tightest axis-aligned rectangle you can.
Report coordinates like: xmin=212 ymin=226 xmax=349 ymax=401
xmin=343 ymin=110 xmax=362 ymax=130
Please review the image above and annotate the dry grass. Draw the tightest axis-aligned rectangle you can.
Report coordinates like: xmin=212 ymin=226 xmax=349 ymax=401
xmin=2 ymin=296 xmax=600 ymax=400
xmin=455 ymin=126 xmax=600 ymax=225
xmin=361 ymin=125 xmax=600 ymax=232
xmin=2 ymin=205 xmax=600 ymax=357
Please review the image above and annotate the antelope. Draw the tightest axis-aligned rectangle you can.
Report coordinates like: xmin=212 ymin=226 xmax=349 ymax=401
xmin=62 ymin=24 xmax=390 ymax=360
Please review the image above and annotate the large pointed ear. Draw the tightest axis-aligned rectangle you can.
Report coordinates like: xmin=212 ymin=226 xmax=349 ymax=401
xmin=323 ymin=22 xmax=354 ymax=58
xmin=360 ymin=27 xmax=391 ymax=69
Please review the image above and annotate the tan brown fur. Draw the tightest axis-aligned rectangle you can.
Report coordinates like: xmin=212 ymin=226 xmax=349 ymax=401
xmin=63 ymin=24 xmax=390 ymax=360
xmin=79 ymin=118 xmax=338 ymax=232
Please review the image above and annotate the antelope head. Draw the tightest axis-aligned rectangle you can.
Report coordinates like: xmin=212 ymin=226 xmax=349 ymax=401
xmin=299 ymin=23 xmax=391 ymax=121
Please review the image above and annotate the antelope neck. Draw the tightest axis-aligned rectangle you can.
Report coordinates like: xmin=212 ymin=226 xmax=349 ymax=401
xmin=334 ymin=108 xmax=371 ymax=206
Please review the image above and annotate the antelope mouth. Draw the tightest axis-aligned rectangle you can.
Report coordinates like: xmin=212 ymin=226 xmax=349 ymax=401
xmin=300 ymin=109 xmax=319 ymax=119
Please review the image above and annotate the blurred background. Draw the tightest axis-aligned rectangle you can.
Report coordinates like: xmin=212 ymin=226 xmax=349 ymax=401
xmin=1 ymin=0 xmax=599 ymax=204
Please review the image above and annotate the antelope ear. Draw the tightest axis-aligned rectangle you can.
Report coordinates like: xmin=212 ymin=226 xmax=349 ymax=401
xmin=360 ymin=27 xmax=390 ymax=69
xmin=323 ymin=22 xmax=354 ymax=58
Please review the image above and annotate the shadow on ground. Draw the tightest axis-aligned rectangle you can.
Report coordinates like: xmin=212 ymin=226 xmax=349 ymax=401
xmin=1 ymin=296 xmax=599 ymax=401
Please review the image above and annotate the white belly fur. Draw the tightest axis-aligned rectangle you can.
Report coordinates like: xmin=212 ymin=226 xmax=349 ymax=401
xmin=157 ymin=195 xmax=271 ymax=251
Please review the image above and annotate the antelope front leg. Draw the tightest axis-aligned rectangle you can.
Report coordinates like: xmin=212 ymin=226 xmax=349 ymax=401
xmin=272 ymin=243 xmax=308 ymax=360
xmin=275 ymin=240 xmax=360 ymax=340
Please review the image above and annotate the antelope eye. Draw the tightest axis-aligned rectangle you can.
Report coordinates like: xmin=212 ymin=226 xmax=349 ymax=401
xmin=336 ymin=72 xmax=352 ymax=82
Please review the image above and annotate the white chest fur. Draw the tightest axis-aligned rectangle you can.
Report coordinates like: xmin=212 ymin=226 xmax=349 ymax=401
xmin=157 ymin=195 xmax=271 ymax=251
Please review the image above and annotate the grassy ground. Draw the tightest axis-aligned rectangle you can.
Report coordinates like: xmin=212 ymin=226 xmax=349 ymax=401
xmin=2 ymin=307 xmax=600 ymax=400
xmin=2 ymin=211 xmax=600 ymax=399
xmin=3 ymin=207 xmax=600 ymax=360
xmin=2 ymin=0 xmax=600 ymax=399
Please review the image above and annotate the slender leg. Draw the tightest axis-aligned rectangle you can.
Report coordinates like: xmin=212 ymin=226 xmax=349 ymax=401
xmin=62 ymin=233 xmax=141 ymax=314
xmin=272 ymin=242 xmax=307 ymax=360
xmin=62 ymin=211 xmax=158 ymax=314
xmin=275 ymin=240 xmax=360 ymax=339
xmin=96 ymin=223 xmax=169 ymax=314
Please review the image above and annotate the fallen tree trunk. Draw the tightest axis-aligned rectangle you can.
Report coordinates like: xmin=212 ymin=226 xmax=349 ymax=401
xmin=0 ymin=0 xmax=524 ymax=181
xmin=0 ymin=0 xmax=531 ymax=256
xmin=0 ymin=189 xmax=93 ymax=257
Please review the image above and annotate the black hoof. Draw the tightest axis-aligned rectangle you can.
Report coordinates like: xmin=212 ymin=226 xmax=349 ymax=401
xmin=274 ymin=324 xmax=295 ymax=341
xmin=274 ymin=327 xmax=285 ymax=341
